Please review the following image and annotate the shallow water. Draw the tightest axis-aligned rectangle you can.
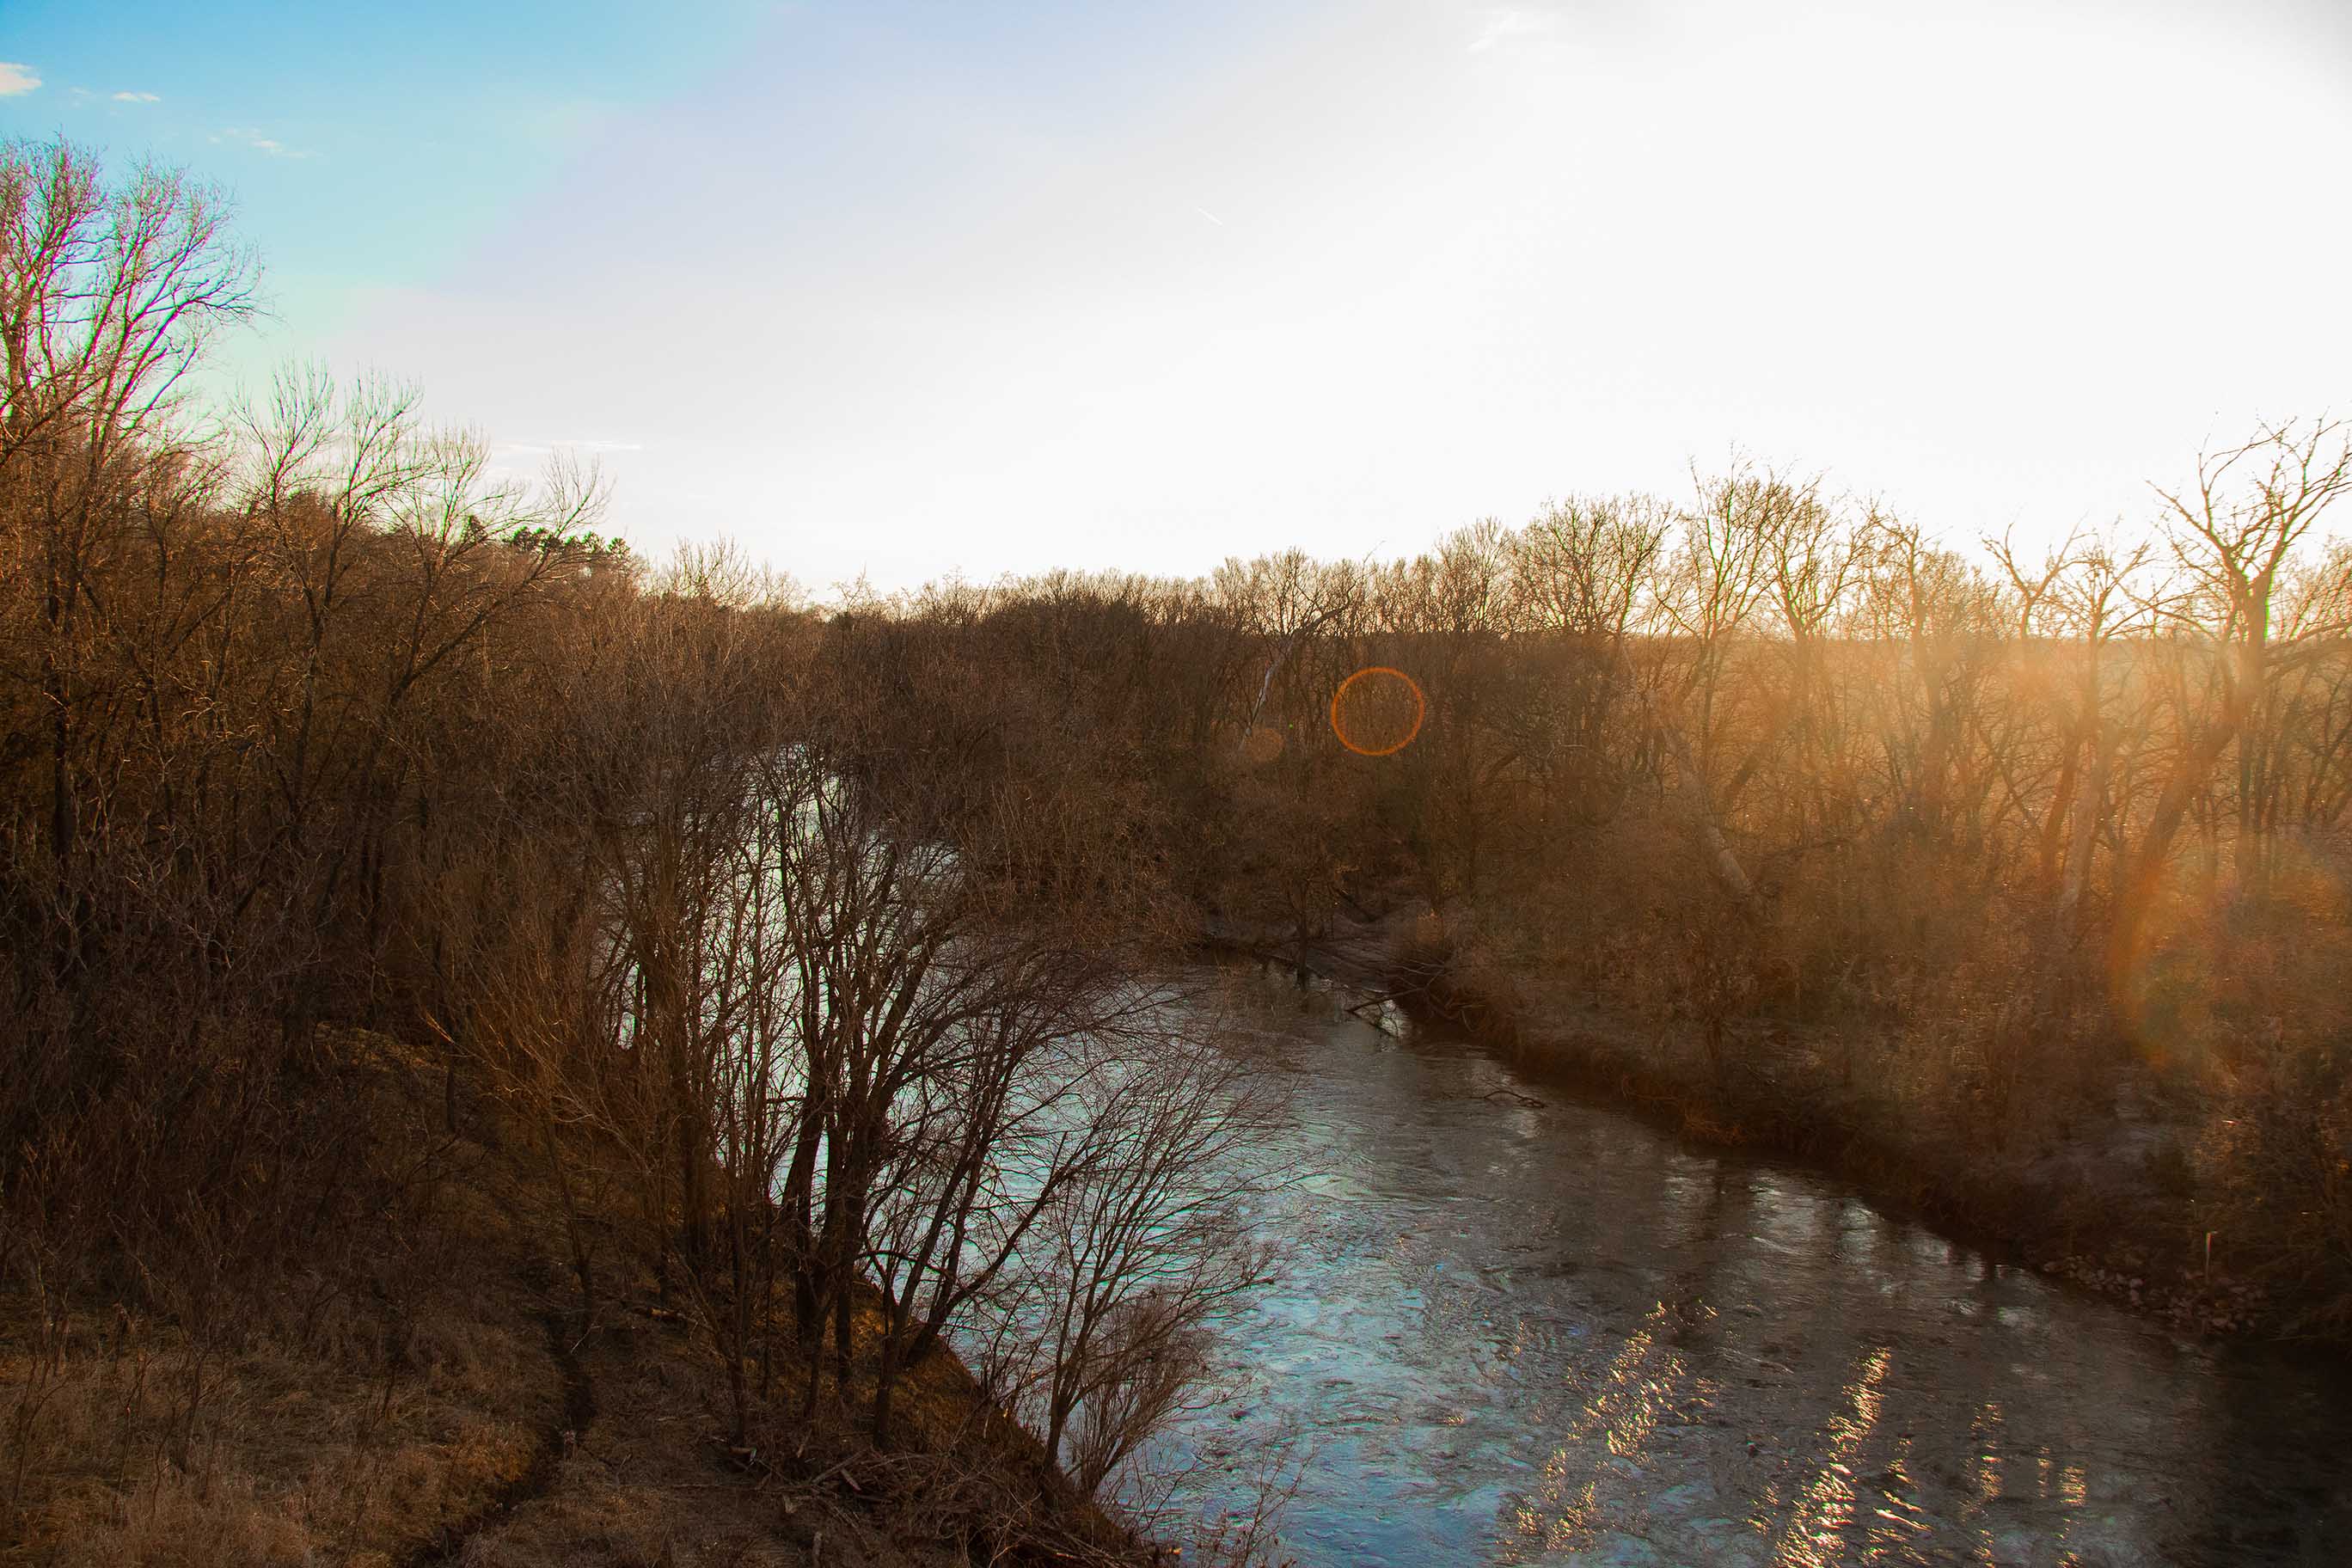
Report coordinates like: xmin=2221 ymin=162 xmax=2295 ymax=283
xmin=1162 ymin=970 xmax=2352 ymax=1566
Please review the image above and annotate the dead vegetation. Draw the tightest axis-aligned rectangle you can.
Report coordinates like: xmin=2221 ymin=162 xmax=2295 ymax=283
xmin=2 ymin=138 xmax=1283 ymax=1565
xmin=0 ymin=1026 xmax=1173 ymax=1567
xmin=7 ymin=118 xmax=2352 ymax=1565
xmin=854 ymin=459 xmax=2352 ymax=1334
xmin=0 ymin=1031 xmax=556 ymax=1566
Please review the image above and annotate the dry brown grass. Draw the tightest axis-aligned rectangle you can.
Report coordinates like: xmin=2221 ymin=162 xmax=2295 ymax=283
xmin=2 ymin=1029 xmax=1148 ymax=1568
xmin=0 ymin=1240 xmax=554 ymax=1567
xmin=1 ymin=1032 xmax=560 ymax=1565
xmin=433 ymin=1254 xmax=1148 ymax=1568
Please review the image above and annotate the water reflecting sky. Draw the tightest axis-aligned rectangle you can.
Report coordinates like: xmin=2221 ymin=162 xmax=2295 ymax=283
xmin=1160 ymin=970 xmax=2352 ymax=1566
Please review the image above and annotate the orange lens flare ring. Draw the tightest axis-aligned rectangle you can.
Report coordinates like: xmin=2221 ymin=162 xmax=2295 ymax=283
xmin=1329 ymin=666 xmax=1427 ymax=756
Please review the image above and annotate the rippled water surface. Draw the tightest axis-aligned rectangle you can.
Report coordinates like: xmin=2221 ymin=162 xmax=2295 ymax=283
xmin=1165 ymin=970 xmax=2352 ymax=1566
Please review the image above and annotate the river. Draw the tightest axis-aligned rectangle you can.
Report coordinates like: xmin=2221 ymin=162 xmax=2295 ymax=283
xmin=1159 ymin=965 xmax=2352 ymax=1566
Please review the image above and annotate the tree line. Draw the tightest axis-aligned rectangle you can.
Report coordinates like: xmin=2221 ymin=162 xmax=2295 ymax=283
xmin=0 ymin=138 xmax=1277 ymax=1527
xmin=875 ymin=439 xmax=2352 ymax=1315
xmin=7 ymin=129 xmax=2352 ymax=1547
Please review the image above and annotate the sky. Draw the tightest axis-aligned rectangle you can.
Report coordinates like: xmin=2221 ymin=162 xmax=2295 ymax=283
xmin=5 ymin=0 xmax=2349 ymax=591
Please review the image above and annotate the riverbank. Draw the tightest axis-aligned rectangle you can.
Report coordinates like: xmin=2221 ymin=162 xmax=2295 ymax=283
xmin=1161 ymin=962 xmax=2352 ymax=1565
xmin=0 ymin=1029 xmax=1145 ymax=1568
xmin=1208 ymin=903 xmax=2287 ymax=1344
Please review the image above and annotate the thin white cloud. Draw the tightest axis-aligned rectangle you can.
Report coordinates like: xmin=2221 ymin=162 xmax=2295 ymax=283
xmin=0 ymin=62 xmax=42 ymax=96
xmin=498 ymin=438 xmax=643 ymax=457
xmin=211 ymin=126 xmax=318 ymax=160
xmin=1467 ymin=7 xmax=1556 ymax=53
xmin=112 ymin=90 xmax=162 ymax=104
xmin=1192 ymin=205 xmax=1227 ymax=227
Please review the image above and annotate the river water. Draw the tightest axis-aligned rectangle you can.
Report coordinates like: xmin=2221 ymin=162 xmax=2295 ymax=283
xmin=1162 ymin=966 xmax=2352 ymax=1566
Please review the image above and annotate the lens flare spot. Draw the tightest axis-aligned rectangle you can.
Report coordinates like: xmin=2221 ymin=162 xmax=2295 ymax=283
xmin=1330 ymin=665 xmax=1426 ymax=756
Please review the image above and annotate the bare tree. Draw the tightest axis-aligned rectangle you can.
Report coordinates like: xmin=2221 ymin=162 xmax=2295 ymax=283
xmin=2109 ymin=419 xmax=2352 ymax=983
xmin=987 ymin=998 xmax=1283 ymax=1497
xmin=0 ymin=138 xmax=254 ymax=881
xmin=1647 ymin=460 xmax=1792 ymax=903
xmin=1988 ymin=526 xmax=2152 ymax=944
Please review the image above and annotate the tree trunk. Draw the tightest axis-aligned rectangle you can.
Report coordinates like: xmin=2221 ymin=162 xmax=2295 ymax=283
xmin=2108 ymin=719 xmax=2238 ymax=1017
xmin=1658 ymin=722 xmax=1755 ymax=903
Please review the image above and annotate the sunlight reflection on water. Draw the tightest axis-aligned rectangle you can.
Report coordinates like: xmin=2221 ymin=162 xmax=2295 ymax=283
xmin=1159 ymin=965 xmax=2352 ymax=1566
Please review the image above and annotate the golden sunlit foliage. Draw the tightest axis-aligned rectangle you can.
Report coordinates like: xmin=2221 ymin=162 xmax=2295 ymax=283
xmin=830 ymin=445 xmax=2352 ymax=1326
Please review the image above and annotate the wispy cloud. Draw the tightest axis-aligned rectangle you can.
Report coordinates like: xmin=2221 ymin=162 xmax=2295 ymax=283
xmin=0 ymin=62 xmax=42 ymax=96
xmin=112 ymin=90 xmax=162 ymax=104
xmin=210 ymin=126 xmax=318 ymax=160
xmin=1467 ymin=6 xmax=1557 ymax=53
xmin=499 ymin=438 xmax=645 ymax=457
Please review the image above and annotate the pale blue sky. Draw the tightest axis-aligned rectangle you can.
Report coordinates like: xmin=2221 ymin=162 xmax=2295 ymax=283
xmin=6 ymin=1 xmax=2349 ymax=589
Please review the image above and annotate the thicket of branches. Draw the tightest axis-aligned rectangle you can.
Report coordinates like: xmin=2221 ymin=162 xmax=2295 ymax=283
xmin=0 ymin=138 xmax=1277 ymax=1544
xmin=869 ymin=442 xmax=2352 ymax=1318
xmin=8 ymin=126 xmax=2352 ymax=1553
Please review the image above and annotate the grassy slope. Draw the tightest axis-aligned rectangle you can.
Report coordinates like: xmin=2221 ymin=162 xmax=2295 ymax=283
xmin=0 ymin=1031 xmax=1138 ymax=1568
